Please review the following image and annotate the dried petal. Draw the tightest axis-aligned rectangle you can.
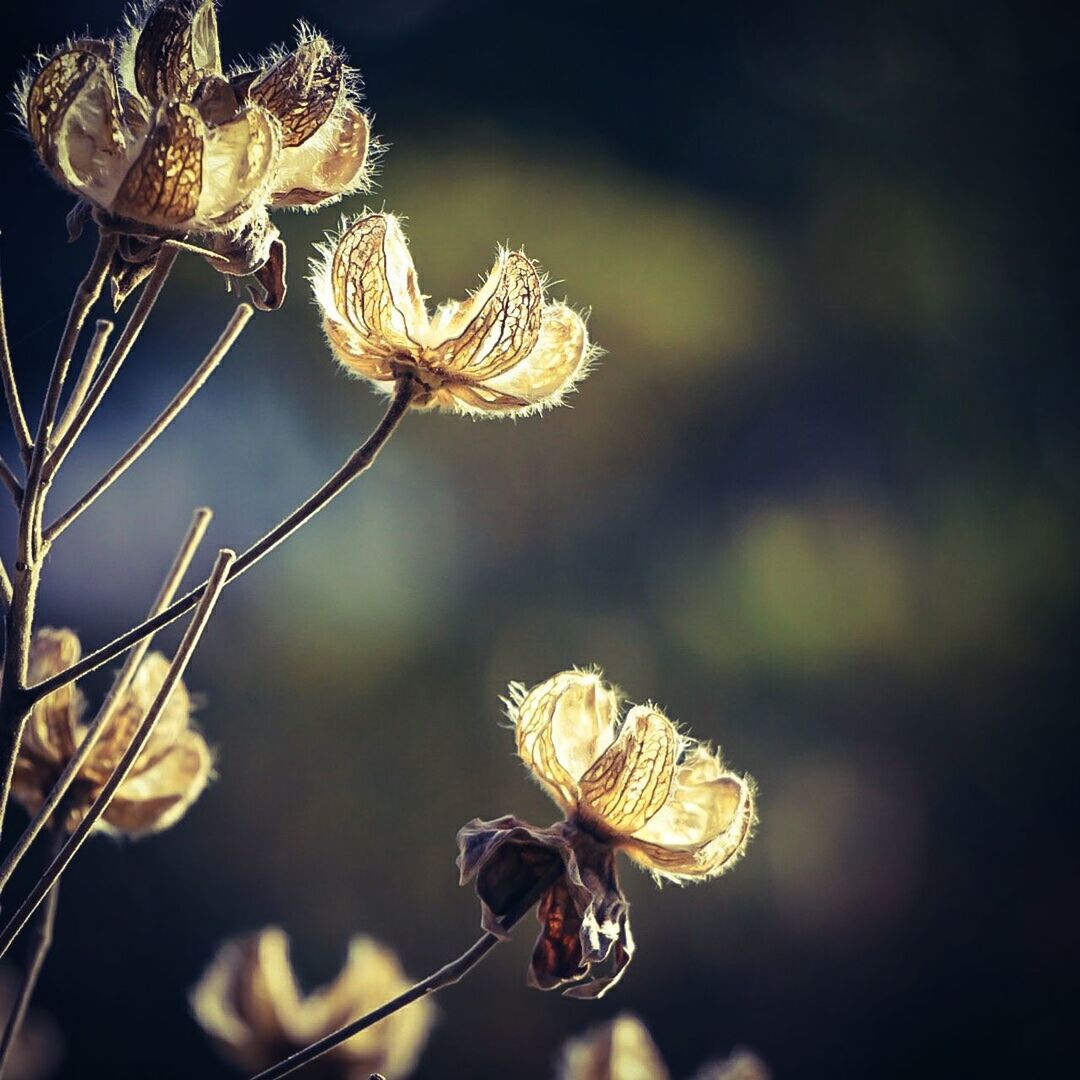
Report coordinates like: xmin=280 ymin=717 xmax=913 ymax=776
xmin=577 ymin=706 xmax=677 ymax=837
xmin=23 ymin=629 xmax=83 ymax=766
xmin=694 ymin=1050 xmax=772 ymax=1080
xmin=195 ymin=104 xmax=280 ymax=225
xmin=559 ymin=1014 xmax=672 ymax=1080
xmin=271 ymin=107 xmax=371 ymax=209
xmin=133 ymin=0 xmax=223 ymax=108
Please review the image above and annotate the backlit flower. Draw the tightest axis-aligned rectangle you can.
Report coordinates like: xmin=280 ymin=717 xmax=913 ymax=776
xmin=191 ymin=927 xmax=432 ymax=1079
xmin=11 ymin=628 xmax=211 ymax=837
xmin=457 ymin=670 xmax=754 ymax=997
xmin=312 ymin=213 xmax=596 ymax=416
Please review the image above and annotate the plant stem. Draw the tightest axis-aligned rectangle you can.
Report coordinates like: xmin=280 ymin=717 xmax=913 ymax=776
xmin=249 ymin=865 xmax=560 ymax=1080
xmin=0 ymin=829 xmax=62 ymax=1080
xmin=0 ymin=548 xmax=235 ymax=962
xmin=51 ymin=318 xmax=113 ymax=450
xmin=46 ymin=305 xmax=251 ymax=541
xmin=0 ymin=561 xmax=10 ymax=613
xmin=0 ymin=507 xmax=213 ymax=894
xmin=44 ymin=245 xmax=178 ymax=486
xmin=28 ymin=377 xmax=416 ymax=703
xmin=0 ymin=257 xmax=32 ymax=465
xmin=0 ymin=457 xmax=21 ymax=507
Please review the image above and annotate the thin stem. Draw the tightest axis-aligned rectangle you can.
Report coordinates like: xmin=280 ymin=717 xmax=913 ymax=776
xmin=46 ymin=305 xmax=251 ymax=542
xmin=0 ymin=457 xmax=21 ymax=507
xmin=28 ymin=377 xmax=416 ymax=703
xmin=51 ymin=318 xmax=113 ymax=450
xmin=0 ymin=508 xmax=213 ymax=894
xmin=44 ymin=245 xmax=178 ymax=486
xmin=0 ymin=548 xmax=235 ymax=962
xmin=0 ymin=829 xmax=62 ymax=1079
xmin=249 ymin=864 xmax=560 ymax=1080
xmin=0 ymin=258 xmax=33 ymax=465
xmin=0 ymin=560 xmax=10 ymax=612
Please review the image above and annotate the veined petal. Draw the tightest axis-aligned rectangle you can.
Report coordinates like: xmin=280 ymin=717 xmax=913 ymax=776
xmin=431 ymin=250 xmax=543 ymax=380
xmin=112 ymin=101 xmax=204 ymax=228
xmin=509 ymin=670 xmax=620 ymax=814
xmin=23 ymin=629 xmax=83 ymax=765
xmin=132 ymin=0 xmax=223 ymax=107
xmin=480 ymin=301 xmax=592 ymax=413
xmin=271 ymin=107 xmax=371 ymax=209
xmin=577 ymin=706 xmax=677 ymax=837
xmin=196 ymin=103 xmax=280 ymax=225
xmin=24 ymin=42 xmax=125 ymax=198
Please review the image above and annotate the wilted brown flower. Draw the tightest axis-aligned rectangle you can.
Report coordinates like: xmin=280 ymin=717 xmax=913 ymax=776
xmin=18 ymin=1 xmax=372 ymax=307
xmin=559 ymin=1014 xmax=770 ymax=1080
xmin=11 ymin=628 xmax=211 ymax=836
xmin=457 ymin=669 xmax=754 ymax=997
xmin=312 ymin=213 xmax=596 ymax=416
xmin=190 ymin=927 xmax=432 ymax=1079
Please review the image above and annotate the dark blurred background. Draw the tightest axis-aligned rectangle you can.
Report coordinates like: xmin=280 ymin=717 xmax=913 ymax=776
xmin=1 ymin=1 xmax=1077 ymax=1077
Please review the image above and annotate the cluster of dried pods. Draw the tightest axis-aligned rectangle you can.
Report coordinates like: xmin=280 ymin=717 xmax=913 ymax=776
xmin=0 ymin=2 xmax=757 ymax=1077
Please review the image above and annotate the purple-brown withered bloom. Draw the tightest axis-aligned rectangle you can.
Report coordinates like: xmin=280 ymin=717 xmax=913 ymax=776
xmin=457 ymin=669 xmax=756 ymax=998
xmin=17 ymin=1 xmax=372 ymax=308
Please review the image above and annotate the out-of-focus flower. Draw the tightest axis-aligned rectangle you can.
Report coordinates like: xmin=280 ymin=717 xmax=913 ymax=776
xmin=190 ymin=927 xmax=432 ymax=1079
xmin=0 ymin=967 xmax=63 ymax=1080
xmin=457 ymin=670 xmax=754 ymax=997
xmin=18 ymin=1 xmax=372 ymax=308
xmin=312 ymin=213 xmax=596 ymax=417
xmin=11 ymin=628 xmax=211 ymax=836
xmin=559 ymin=1014 xmax=769 ymax=1080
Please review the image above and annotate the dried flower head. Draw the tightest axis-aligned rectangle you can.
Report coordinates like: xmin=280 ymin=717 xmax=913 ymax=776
xmin=312 ymin=213 xmax=597 ymax=416
xmin=11 ymin=628 xmax=211 ymax=836
xmin=191 ymin=927 xmax=432 ymax=1079
xmin=17 ymin=1 xmax=372 ymax=306
xmin=457 ymin=669 xmax=754 ymax=997
xmin=693 ymin=1050 xmax=772 ymax=1080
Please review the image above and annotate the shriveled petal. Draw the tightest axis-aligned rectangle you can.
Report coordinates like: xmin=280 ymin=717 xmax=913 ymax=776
xmin=248 ymin=33 xmax=344 ymax=149
xmin=23 ymin=629 xmax=83 ymax=765
xmin=577 ymin=706 xmax=677 ymax=837
xmin=191 ymin=928 xmax=307 ymax=1069
xmin=430 ymin=250 xmax=543 ymax=380
xmin=112 ymin=101 xmax=204 ymax=228
xmin=624 ymin=747 xmax=756 ymax=881
xmin=132 ymin=0 xmax=223 ymax=107
xmin=104 ymin=727 xmax=211 ymax=836
xmin=196 ymin=104 xmax=280 ymax=225
xmin=559 ymin=1014 xmax=672 ymax=1080
xmin=271 ymin=107 xmax=371 ymax=209
xmin=694 ymin=1050 xmax=772 ymax=1080
xmin=479 ymin=302 xmax=591 ymax=413
xmin=24 ymin=42 xmax=125 ymax=198
xmin=508 ymin=670 xmax=620 ymax=814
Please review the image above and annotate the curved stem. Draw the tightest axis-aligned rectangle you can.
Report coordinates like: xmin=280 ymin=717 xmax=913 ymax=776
xmin=0 ymin=256 xmax=33 ymax=464
xmin=0 ymin=548 xmax=235 ymax=962
xmin=46 ymin=305 xmax=251 ymax=541
xmin=51 ymin=318 xmax=113 ymax=450
xmin=249 ymin=864 xmax=559 ymax=1080
xmin=28 ymin=378 xmax=416 ymax=703
xmin=0 ymin=457 xmax=21 ymax=508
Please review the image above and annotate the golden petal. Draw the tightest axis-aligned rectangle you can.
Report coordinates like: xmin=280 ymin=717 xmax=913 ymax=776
xmin=112 ymin=101 xmax=204 ymax=227
xmin=134 ymin=0 xmax=222 ymax=108
xmin=560 ymin=1014 xmax=672 ymax=1080
xmin=196 ymin=103 xmax=280 ymax=225
xmin=248 ymin=34 xmax=344 ymax=148
xmin=432 ymin=250 xmax=543 ymax=380
xmin=577 ymin=706 xmax=676 ymax=837
xmin=24 ymin=629 xmax=83 ymax=765
xmin=271 ymin=107 xmax=371 ymax=208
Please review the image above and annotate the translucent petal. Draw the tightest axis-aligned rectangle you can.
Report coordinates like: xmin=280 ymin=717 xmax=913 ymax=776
xmin=196 ymin=104 xmax=280 ymax=225
xmin=271 ymin=108 xmax=370 ymax=208
xmin=577 ymin=706 xmax=677 ymax=837
xmin=430 ymin=250 xmax=543 ymax=380
xmin=112 ymin=101 xmax=204 ymax=227
xmin=133 ymin=0 xmax=222 ymax=107
xmin=23 ymin=629 xmax=82 ymax=765
xmin=510 ymin=671 xmax=620 ymax=813
xmin=561 ymin=1014 xmax=672 ymax=1080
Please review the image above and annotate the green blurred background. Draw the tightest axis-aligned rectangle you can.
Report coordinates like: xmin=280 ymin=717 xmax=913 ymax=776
xmin=1 ymin=1 xmax=1077 ymax=1077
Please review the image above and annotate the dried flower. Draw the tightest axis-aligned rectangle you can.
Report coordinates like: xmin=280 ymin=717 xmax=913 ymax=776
xmin=559 ymin=1014 xmax=770 ymax=1080
xmin=312 ymin=213 xmax=596 ymax=416
xmin=18 ymin=1 xmax=372 ymax=307
xmin=191 ymin=927 xmax=432 ymax=1079
xmin=457 ymin=670 xmax=754 ymax=997
xmin=11 ymin=628 xmax=211 ymax=836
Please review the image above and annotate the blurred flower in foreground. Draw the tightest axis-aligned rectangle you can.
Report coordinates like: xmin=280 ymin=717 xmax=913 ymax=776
xmin=457 ymin=669 xmax=754 ymax=997
xmin=0 ymin=967 xmax=63 ymax=1080
xmin=18 ymin=0 xmax=372 ymax=308
xmin=11 ymin=628 xmax=211 ymax=836
xmin=559 ymin=1013 xmax=769 ymax=1080
xmin=312 ymin=213 xmax=596 ymax=416
xmin=191 ymin=927 xmax=431 ymax=1078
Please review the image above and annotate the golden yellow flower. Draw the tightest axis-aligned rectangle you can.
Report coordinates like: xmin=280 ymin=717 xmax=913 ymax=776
xmin=190 ymin=927 xmax=432 ymax=1079
xmin=693 ymin=1051 xmax=771 ymax=1080
xmin=560 ymin=1013 xmax=670 ymax=1080
xmin=457 ymin=669 xmax=754 ymax=997
xmin=311 ymin=213 xmax=596 ymax=416
xmin=11 ymin=628 xmax=211 ymax=837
